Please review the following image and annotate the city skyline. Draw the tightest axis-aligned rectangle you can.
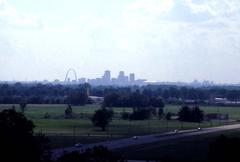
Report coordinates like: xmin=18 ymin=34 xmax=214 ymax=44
xmin=0 ymin=68 xmax=217 ymax=87
xmin=60 ymin=69 xmax=146 ymax=86
xmin=0 ymin=68 xmax=218 ymax=87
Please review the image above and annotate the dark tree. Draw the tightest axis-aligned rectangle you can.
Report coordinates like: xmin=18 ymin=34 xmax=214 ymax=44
xmin=129 ymin=108 xmax=152 ymax=120
xmin=191 ymin=106 xmax=204 ymax=122
xmin=178 ymin=106 xmax=204 ymax=122
xmin=165 ymin=112 xmax=173 ymax=120
xmin=162 ymin=89 xmax=170 ymax=100
xmin=65 ymin=104 xmax=73 ymax=118
xmin=91 ymin=107 xmax=114 ymax=131
xmin=178 ymin=106 xmax=192 ymax=122
xmin=150 ymin=96 xmax=165 ymax=108
xmin=0 ymin=109 xmax=50 ymax=162
xmin=19 ymin=101 xmax=27 ymax=113
xmin=67 ymin=90 xmax=88 ymax=106
xmin=158 ymin=108 xmax=164 ymax=119
xmin=103 ymin=92 xmax=120 ymax=107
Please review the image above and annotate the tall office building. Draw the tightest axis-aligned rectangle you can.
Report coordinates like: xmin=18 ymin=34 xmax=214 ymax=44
xmin=117 ymin=71 xmax=124 ymax=85
xmin=102 ymin=70 xmax=111 ymax=84
xmin=117 ymin=71 xmax=129 ymax=85
xmin=118 ymin=71 xmax=125 ymax=81
xmin=129 ymin=73 xmax=135 ymax=82
xmin=118 ymin=71 xmax=124 ymax=78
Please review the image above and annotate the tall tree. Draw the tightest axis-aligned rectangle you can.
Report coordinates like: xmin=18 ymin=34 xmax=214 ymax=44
xmin=178 ymin=106 xmax=192 ymax=122
xmin=192 ymin=106 xmax=204 ymax=122
xmin=91 ymin=107 xmax=113 ymax=131
xmin=19 ymin=101 xmax=27 ymax=113
xmin=158 ymin=108 xmax=164 ymax=119
xmin=65 ymin=104 xmax=73 ymax=118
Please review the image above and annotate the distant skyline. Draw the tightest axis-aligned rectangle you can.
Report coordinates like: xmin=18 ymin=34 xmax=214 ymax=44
xmin=1 ymin=0 xmax=240 ymax=84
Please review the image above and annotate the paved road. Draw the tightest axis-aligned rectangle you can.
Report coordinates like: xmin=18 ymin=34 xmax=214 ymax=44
xmin=51 ymin=124 xmax=240 ymax=160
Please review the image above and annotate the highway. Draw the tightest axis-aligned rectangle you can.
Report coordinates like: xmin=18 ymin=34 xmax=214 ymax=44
xmin=51 ymin=123 xmax=240 ymax=160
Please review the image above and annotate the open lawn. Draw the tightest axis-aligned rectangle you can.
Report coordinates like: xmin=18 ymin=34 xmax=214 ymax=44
xmin=0 ymin=104 xmax=132 ymax=119
xmin=1 ymin=104 xmax=240 ymax=119
xmin=1 ymin=104 xmax=240 ymax=148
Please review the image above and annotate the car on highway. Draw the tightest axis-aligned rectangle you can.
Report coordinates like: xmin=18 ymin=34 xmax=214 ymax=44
xmin=197 ymin=127 xmax=202 ymax=131
xmin=174 ymin=129 xmax=179 ymax=133
xmin=132 ymin=136 xmax=139 ymax=139
xmin=74 ymin=143 xmax=83 ymax=148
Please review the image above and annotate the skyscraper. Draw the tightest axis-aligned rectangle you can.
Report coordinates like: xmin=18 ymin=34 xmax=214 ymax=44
xmin=102 ymin=70 xmax=111 ymax=84
xmin=129 ymin=73 xmax=135 ymax=83
xmin=117 ymin=71 xmax=129 ymax=85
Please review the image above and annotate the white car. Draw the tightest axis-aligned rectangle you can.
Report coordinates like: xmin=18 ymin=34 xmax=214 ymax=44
xmin=132 ymin=136 xmax=139 ymax=139
xmin=197 ymin=127 xmax=202 ymax=131
xmin=174 ymin=129 xmax=179 ymax=133
xmin=74 ymin=143 xmax=83 ymax=148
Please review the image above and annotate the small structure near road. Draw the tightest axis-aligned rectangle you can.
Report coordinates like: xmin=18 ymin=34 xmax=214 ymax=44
xmin=89 ymin=96 xmax=104 ymax=104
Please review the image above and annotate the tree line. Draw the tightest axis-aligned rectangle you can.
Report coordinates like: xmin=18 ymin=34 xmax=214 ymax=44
xmin=0 ymin=83 xmax=89 ymax=105
xmin=2 ymin=83 xmax=240 ymax=104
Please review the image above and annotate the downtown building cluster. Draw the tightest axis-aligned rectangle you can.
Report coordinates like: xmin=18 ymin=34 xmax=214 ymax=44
xmin=68 ymin=70 xmax=147 ymax=86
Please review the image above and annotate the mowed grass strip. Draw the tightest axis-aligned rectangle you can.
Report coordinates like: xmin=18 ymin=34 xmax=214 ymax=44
xmin=0 ymin=104 xmax=133 ymax=119
xmin=1 ymin=104 xmax=240 ymax=119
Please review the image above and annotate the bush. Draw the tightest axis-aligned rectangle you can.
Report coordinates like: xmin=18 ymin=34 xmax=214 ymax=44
xmin=43 ymin=112 xmax=50 ymax=119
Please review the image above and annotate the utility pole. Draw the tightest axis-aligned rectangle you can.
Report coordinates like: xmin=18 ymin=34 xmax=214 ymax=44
xmin=166 ymin=119 xmax=169 ymax=131
xmin=73 ymin=126 xmax=76 ymax=145
xmin=148 ymin=119 xmax=150 ymax=133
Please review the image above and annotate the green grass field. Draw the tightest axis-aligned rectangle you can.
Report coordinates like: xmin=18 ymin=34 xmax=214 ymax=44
xmin=2 ymin=104 xmax=240 ymax=119
xmin=0 ymin=104 xmax=133 ymax=119
xmin=1 ymin=104 xmax=240 ymax=148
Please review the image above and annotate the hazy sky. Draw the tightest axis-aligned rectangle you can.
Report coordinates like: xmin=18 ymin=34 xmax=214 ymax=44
xmin=1 ymin=0 xmax=240 ymax=83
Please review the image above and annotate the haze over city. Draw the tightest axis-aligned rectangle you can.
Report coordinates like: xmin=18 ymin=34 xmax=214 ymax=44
xmin=1 ymin=0 xmax=240 ymax=83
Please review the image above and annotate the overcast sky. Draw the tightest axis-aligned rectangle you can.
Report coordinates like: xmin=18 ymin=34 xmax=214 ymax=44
xmin=1 ymin=0 xmax=240 ymax=83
